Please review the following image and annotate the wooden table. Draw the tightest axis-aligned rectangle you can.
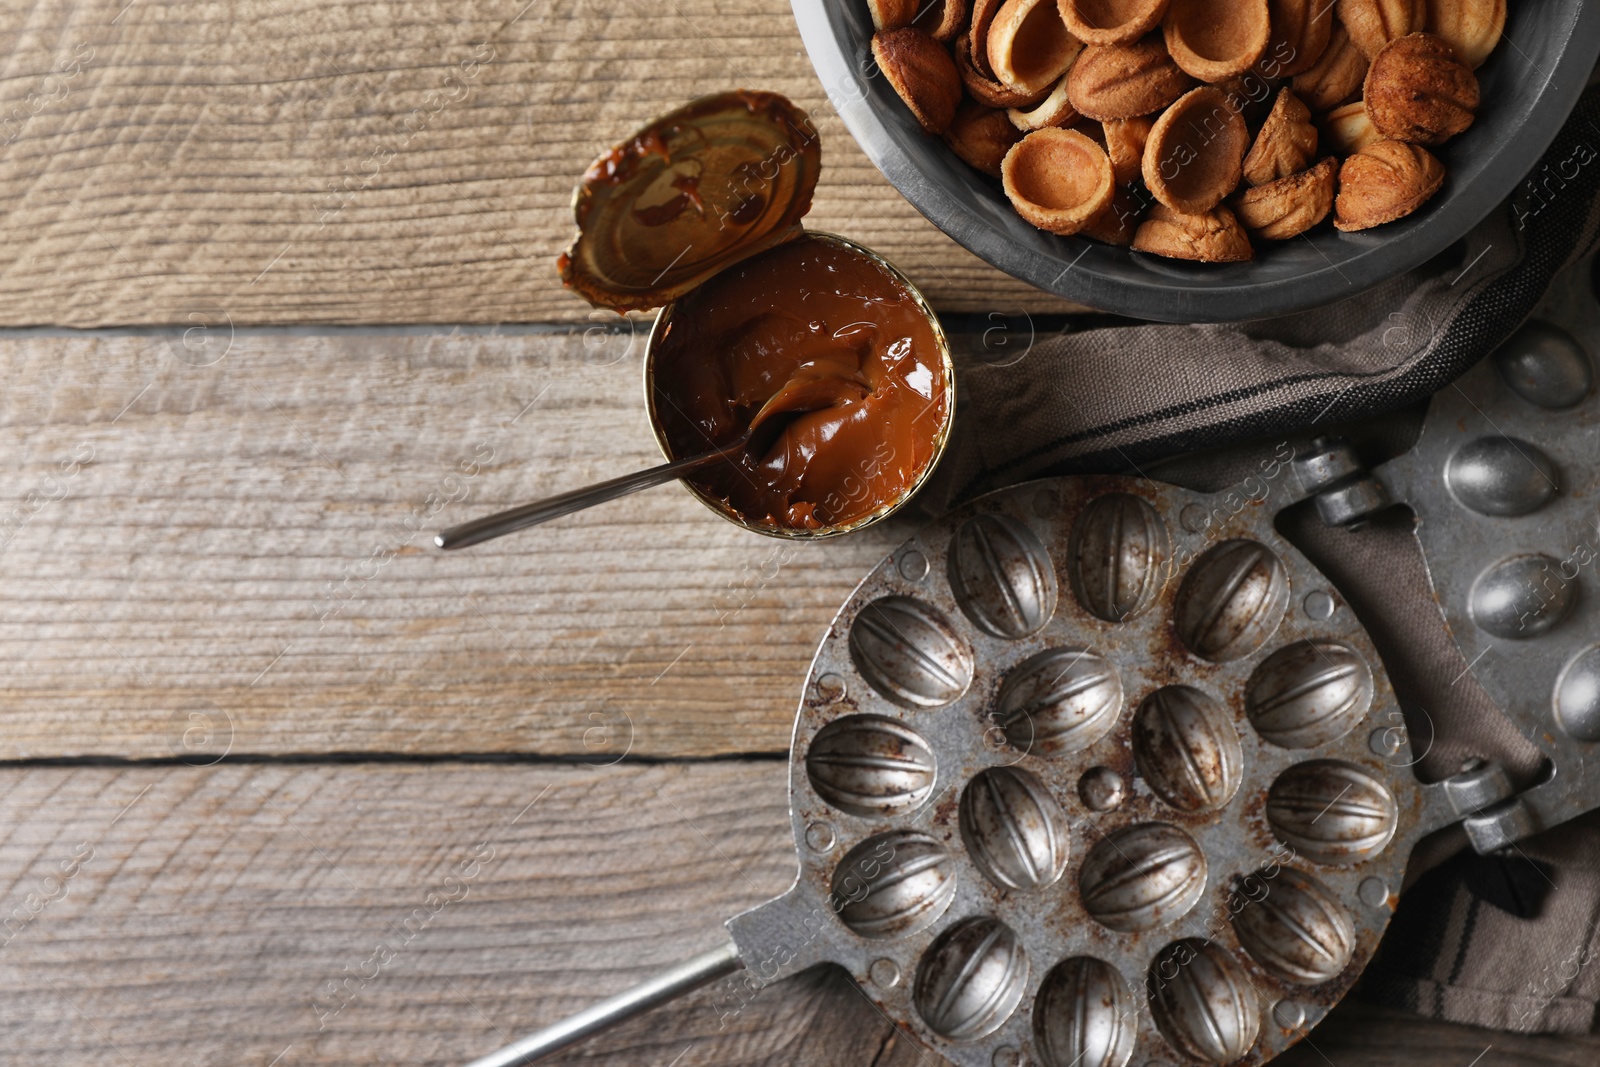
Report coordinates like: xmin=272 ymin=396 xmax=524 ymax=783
xmin=1 ymin=0 xmax=1596 ymax=1064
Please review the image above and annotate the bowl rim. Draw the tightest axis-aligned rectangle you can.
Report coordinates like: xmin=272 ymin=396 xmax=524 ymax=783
xmin=790 ymin=1 xmax=1600 ymax=323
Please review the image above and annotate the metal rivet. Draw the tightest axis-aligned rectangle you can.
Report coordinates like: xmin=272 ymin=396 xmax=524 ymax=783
xmin=1359 ymin=877 xmax=1390 ymax=908
xmin=1079 ymin=766 xmax=1125 ymax=812
xmin=899 ymin=549 xmax=929 ymax=581
xmin=1180 ymin=503 xmax=1210 ymax=533
xmin=1369 ymin=726 xmax=1402 ymax=756
xmin=1303 ymin=590 xmax=1336 ymax=620
xmin=869 ymin=957 xmax=901 ymax=988
xmin=805 ymin=821 xmax=836 ymax=853
xmin=1033 ymin=489 xmax=1059 ymax=518
xmin=813 ymin=672 xmax=846 ymax=704
xmin=1273 ymin=999 xmax=1308 ymax=1029
xmin=992 ymin=1047 xmax=1019 ymax=1067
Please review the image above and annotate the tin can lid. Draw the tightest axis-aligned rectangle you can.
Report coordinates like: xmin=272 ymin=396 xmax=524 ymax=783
xmin=559 ymin=91 xmax=822 ymax=312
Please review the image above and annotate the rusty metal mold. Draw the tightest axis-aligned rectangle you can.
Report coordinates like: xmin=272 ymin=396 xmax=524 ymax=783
xmin=723 ymin=473 xmax=1425 ymax=1067
xmin=959 ymin=766 xmax=1070 ymax=891
xmin=1068 ymin=492 xmax=1169 ymax=622
xmin=1174 ymin=539 xmax=1290 ymax=662
xmin=1132 ymin=685 xmax=1243 ymax=813
xmin=849 ymin=595 xmax=974 ymax=708
xmin=1079 ymin=822 xmax=1207 ymax=932
xmin=832 ymin=829 xmax=957 ymax=939
xmin=1245 ymin=640 xmax=1375 ymax=749
xmin=1266 ymin=760 xmax=1398 ymax=865
xmin=913 ymin=916 xmax=1029 ymax=1040
xmin=806 ymin=715 xmax=938 ymax=817
xmin=949 ymin=513 xmax=1059 ymax=638
xmin=1033 ymin=956 xmax=1138 ymax=1067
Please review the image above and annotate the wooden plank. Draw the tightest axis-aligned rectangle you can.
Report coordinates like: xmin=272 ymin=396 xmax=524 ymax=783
xmin=0 ymin=330 xmax=914 ymax=759
xmin=0 ymin=0 xmax=1078 ymax=327
xmin=0 ymin=760 xmax=1594 ymax=1067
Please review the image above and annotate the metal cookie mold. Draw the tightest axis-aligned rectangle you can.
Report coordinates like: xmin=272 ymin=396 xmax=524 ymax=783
xmin=1079 ymin=822 xmax=1207 ymax=932
xmin=1131 ymin=686 xmax=1243 ymax=813
xmin=1033 ymin=956 xmax=1138 ymax=1067
xmin=806 ymin=715 xmax=938 ymax=817
xmin=1174 ymin=539 xmax=1291 ymax=662
xmin=949 ymin=513 xmax=1058 ymax=638
xmin=1373 ymin=260 xmax=1600 ymax=854
xmin=484 ymin=474 xmax=1451 ymax=1067
xmin=994 ymin=647 xmax=1123 ymax=755
xmin=959 ymin=766 xmax=1069 ymax=891
xmin=849 ymin=596 xmax=974 ymax=708
xmin=1245 ymin=640 xmax=1375 ymax=749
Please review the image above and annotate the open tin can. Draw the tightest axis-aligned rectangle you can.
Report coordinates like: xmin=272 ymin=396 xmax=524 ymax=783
xmin=559 ymin=91 xmax=956 ymax=539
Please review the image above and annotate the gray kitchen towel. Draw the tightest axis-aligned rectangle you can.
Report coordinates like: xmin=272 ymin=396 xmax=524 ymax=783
xmin=922 ymin=84 xmax=1600 ymax=1035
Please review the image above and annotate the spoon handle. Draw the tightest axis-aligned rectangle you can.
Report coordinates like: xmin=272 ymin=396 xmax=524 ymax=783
xmin=435 ymin=444 xmax=738 ymax=550
xmin=461 ymin=941 xmax=744 ymax=1067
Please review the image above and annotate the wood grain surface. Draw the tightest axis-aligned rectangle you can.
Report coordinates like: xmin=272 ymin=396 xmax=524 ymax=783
xmin=0 ymin=329 xmax=932 ymax=760
xmin=0 ymin=0 xmax=1078 ymax=326
xmin=0 ymin=759 xmax=1591 ymax=1067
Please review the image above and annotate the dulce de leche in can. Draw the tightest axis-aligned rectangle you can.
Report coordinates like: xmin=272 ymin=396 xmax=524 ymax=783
xmin=559 ymin=90 xmax=954 ymax=538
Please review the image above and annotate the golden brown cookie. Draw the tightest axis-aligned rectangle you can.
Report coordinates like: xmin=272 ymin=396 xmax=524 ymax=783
xmin=1066 ymin=34 xmax=1195 ymax=120
xmin=1291 ymin=24 xmax=1370 ymax=111
xmin=1258 ymin=0 xmax=1333 ymax=77
xmin=1242 ymin=89 xmax=1318 ymax=186
xmin=1334 ymin=138 xmax=1445 ymax=230
xmin=968 ymin=0 xmax=1007 ymax=76
xmin=945 ymin=101 xmax=1025 ymax=175
xmin=959 ymin=33 xmax=1053 ymax=107
xmin=1009 ymin=74 xmax=1082 ymax=130
xmin=1425 ymin=0 xmax=1505 ymax=69
xmin=989 ymin=0 xmax=1085 ymax=95
xmin=1211 ymin=73 xmax=1278 ymax=128
xmin=874 ymin=28 xmax=963 ymax=134
xmin=1320 ymin=100 xmax=1381 ymax=154
xmin=1337 ymin=0 xmax=1427 ymax=59
xmin=1131 ymin=202 xmax=1254 ymax=260
xmin=868 ymin=0 xmax=920 ymax=32
xmin=1364 ymin=32 xmax=1478 ymax=145
xmin=1231 ymin=155 xmax=1338 ymax=238
xmin=1002 ymin=127 xmax=1116 ymax=233
xmin=1142 ymin=86 xmax=1249 ymax=214
xmin=1059 ymin=0 xmax=1170 ymax=45
xmin=1082 ymin=189 xmax=1146 ymax=244
xmin=1163 ymin=0 xmax=1271 ymax=82
xmin=1103 ymin=115 xmax=1154 ymax=186
xmin=913 ymin=0 xmax=971 ymax=41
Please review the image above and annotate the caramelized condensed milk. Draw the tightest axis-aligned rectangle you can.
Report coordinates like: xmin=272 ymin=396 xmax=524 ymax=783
xmin=559 ymin=91 xmax=954 ymax=537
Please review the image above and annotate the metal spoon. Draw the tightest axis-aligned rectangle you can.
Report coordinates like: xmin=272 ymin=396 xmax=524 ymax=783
xmin=434 ymin=369 xmax=866 ymax=550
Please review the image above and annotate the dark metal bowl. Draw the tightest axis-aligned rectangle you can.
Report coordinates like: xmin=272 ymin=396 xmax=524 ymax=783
xmin=791 ymin=2 xmax=1600 ymax=322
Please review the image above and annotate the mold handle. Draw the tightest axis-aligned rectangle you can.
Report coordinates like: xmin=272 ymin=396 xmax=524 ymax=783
xmin=462 ymin=941 xmax=744 ymax=1066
